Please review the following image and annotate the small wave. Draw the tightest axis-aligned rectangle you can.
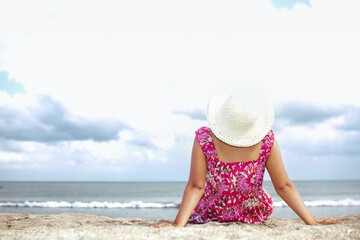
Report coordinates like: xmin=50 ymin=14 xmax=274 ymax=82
xmin=1 ymin=198 xmax=359 ymax=209
xmin=0 ymin=200 xmax=179 ymax=209
xmin=274 ymin=198 xmax=360 ymax=208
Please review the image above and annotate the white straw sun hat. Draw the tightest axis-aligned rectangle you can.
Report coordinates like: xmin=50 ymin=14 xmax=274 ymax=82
xmin=207 ymin=81 xmax=274 ymax=147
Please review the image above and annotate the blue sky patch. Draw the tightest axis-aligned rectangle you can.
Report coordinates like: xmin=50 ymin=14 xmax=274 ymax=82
xmin=270 ymin=0 xmax=311 ymax=9
xmin=0 ymin=71 xmax=26 ymax=96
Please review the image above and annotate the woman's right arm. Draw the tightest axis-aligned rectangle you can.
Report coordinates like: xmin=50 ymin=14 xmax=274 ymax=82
xmin=266 ymin=140 xmax=338 ymax=225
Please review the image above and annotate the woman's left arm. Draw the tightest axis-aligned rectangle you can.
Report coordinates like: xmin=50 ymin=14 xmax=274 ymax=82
xmin=150 ymin=137 xmax=207 ymax=228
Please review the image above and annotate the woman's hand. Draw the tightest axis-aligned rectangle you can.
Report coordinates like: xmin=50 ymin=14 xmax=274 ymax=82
xmin=149 ymin=220 xmax=178 ymax=228
xmin=317 ymin=217 xmax=340 ymax=225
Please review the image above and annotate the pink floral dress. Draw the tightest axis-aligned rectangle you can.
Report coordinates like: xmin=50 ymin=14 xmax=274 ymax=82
xmin=190 ymin=126 xmax=274 ymax=224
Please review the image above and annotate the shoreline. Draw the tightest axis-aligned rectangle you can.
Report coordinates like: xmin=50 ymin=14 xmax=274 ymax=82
xmin=0 ymin=213 xmax=359 ymax=239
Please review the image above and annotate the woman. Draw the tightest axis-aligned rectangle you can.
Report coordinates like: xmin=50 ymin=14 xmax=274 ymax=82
xmin=150 ymin=82 xmax=339 ymax=227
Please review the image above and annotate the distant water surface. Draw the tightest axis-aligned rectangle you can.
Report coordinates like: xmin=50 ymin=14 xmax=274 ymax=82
xmin=0 ymin=181 xmax=359 ymax=220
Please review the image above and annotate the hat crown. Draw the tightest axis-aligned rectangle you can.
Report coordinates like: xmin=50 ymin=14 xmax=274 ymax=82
xmin=222 ymin=96 xmax=257 ymax=131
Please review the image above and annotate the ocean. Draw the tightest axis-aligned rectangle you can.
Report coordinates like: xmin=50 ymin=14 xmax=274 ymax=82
xmin=0 ymin=181 xmax=359 ymax=220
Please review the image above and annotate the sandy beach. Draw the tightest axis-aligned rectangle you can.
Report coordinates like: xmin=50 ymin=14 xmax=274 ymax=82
xmin=0 ymin=213 xmax=359 ymax=240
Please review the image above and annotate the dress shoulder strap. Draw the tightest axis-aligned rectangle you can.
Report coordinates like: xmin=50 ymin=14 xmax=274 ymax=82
xmin=262 ymin=130 xmax=275 ymax=159
xmin=195 ymin=126 xmax=214 ymax=157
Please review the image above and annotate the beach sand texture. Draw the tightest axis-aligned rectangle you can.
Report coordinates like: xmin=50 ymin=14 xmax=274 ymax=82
xmin=0 ymin=213 xmax=359 ymax=240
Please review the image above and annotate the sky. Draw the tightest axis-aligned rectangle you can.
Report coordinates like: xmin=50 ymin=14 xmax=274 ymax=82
xmin=0 ymin=0 xmax=359 ymax=181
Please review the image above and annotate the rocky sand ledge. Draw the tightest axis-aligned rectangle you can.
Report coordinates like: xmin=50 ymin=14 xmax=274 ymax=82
xmin=0 ymin=213 xmax=359 ymax=240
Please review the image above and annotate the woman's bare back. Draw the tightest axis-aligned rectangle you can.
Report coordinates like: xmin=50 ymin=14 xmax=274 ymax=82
xmin=210 ymin=131 xmax=263 ymax=164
